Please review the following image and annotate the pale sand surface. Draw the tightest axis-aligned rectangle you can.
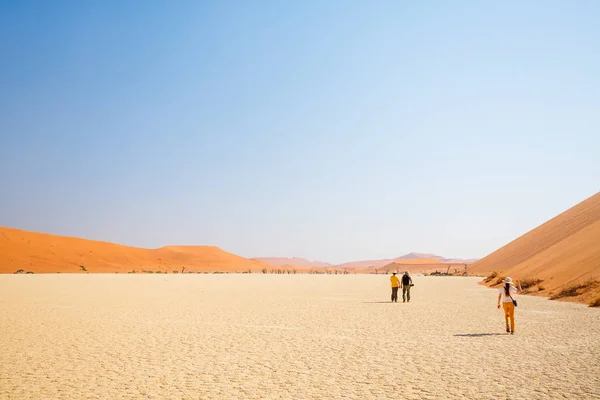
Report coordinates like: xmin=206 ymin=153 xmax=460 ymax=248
xmin=1 ymin=275 xmax=599 ymax=400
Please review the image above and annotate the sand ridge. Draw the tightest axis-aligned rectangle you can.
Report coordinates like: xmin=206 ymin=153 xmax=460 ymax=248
xmin=468 ymin=191 xmax=600 ymax=303
xmin=0 ymin=226 xmax=275 ymax=274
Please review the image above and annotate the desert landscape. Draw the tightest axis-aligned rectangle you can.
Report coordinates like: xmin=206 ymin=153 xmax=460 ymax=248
xmin=0 ymin=227 xmax=473 ymax=275
xmin=3 ymin=2 xmax=599 ymax=398
xmin=1 ymin=274 xmax=599 ymax=400
xmin=2 ymin=193 xmax=599 ymax=398
xmin=2 ymin=192 xmax=599 ymax=306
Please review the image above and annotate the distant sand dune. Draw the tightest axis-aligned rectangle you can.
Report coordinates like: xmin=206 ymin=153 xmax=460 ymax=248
xmin=0 ymin=227 xmax=274 ymax=274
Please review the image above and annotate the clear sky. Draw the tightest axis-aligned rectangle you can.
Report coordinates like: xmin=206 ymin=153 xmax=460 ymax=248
xmin=1 ymin=1 xmax=598 ymax=264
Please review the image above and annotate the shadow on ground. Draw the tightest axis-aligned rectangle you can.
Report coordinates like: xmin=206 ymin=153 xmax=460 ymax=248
xmin=362 ymin=301 xmax=402 ymax=304
xmin=454 ymin=333 xmax=506 ymax=337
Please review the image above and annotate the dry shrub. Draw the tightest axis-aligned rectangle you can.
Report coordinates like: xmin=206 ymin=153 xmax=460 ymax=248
xmin=550 ymin=279 xmax=598 ymax=300
xmin=590 ymin=297 xmax=600 ymax=308
xmin=520 ymin=278 xmax=544 ymax=290
xmin=483 ymin=271 xmax=498 ymax=283
xmin=493 ymin=276 xmax=506 ymax=285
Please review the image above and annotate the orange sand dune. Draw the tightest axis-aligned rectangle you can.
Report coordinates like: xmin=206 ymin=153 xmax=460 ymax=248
xmin=0 ymin=227 xmax=274 ymax=274
xmin=468 ymin=192 xmax=600 ymax=304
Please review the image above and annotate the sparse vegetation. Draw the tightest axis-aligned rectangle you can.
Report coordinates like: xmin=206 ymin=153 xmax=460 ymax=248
xmin=129 ymin=270 xmax=137 ymax=274
xmin=172 ymin=270 xmax=179 ymax=274
xmin=14 ymin=269 xmax=25 ymax=274
xmin=590 ymin=297 xmax=600 ymax=308
xmin=26 ymin=271 xmax=34 ymax=274
xmin=520 ymin=278 xmax=544 ymax=290
xmin=483 ymin=271 xmax=498 ymax=283
xmin=538 ymin=286 xmax=545 ymax=291
xmin=493 ymin=276 xmax=506 ymax=285
xmin=80 ymin=265 xmax=87 ymax=272
xmin=550 ymin=279 xmax=598 ymax=300
xmin=262 ymin=268 xmax=267 ymax=274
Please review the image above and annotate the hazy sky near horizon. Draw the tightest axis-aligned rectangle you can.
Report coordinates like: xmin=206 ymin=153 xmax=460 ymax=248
xmin=1 ymin=1 xmax=599 ymax=264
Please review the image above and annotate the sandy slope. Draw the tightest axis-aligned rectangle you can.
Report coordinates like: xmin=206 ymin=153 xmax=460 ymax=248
xmin=0 ymin=226 xmax=273 ymax=274
xmin=1 ymin=275 xmax=598 ymax=399
xmin=468 ymin=191 xmax=600 ymax=303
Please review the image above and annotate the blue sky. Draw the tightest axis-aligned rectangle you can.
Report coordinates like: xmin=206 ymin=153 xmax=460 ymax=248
xmin=1 ymin=0 xmax=598 ymax=263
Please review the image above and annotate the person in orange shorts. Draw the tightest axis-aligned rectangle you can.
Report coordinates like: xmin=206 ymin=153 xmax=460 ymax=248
xmin=497 ymin=277 xmax=522 ymax=334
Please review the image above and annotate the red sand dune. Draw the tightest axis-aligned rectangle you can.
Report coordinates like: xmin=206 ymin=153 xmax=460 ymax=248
xmin=0 ymin=227 xmax=274 ymax=274
xmin=468 ymin=192 xmax=600 ymax=304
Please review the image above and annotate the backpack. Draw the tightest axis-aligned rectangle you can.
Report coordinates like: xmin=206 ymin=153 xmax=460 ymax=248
xmin=402 ymin=275 xmax=411 ymax=285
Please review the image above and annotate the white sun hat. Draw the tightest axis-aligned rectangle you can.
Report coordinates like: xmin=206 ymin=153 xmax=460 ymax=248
xmin=502 ymin=277 xmax=513 ymax=284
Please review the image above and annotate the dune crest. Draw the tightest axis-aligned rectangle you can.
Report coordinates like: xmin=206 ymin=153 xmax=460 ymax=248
xmin=468 ymin=191 xmax=600 ymax=304
xmin=0 ymin=227 xmax=273 ymax=274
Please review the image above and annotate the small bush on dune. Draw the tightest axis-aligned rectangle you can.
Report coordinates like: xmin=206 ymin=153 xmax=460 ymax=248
xmin=550 ymin=279 xmax=598 ymax=300
xmin=80 ymin=265 xmax=87 ymax=272
xmin=26 ymin=271 xmax=34 ymax=274
xmin=493 ymin=276 xmax=506 ymax=285
xmin=520 ymin=278 xmax=544 ymax=290
xmin=589 ymin=297 xmax=600 ymax=307
xmin=172 ymin=270 xmax=179 ymax=274
xmin=483 ymin=271 xmax=498 ymax=283
xmin=14 ymin=269 xmax=25 ymax=274
xmin=538 ymin=286 xmax=546 ymax=291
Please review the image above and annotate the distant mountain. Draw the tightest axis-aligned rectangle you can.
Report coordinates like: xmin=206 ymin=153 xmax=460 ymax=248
xmin=334 ymin=259 xmax=396 ymax=270
xmin=333 ymin=253 xmax=476 ymax=270
xmin=254 ymin=257 xmax=332 ymax=268
xmin=390 ymin=258 xmax=446 ymax=265
xmin=395 ymin=253 xmax=444 ymax=260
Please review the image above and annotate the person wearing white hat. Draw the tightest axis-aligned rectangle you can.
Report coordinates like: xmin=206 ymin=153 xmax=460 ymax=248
xmin=390 ymin=271 xmax=400 ymax=302
xmin=497 ymin=277 xmax=522 ymax=334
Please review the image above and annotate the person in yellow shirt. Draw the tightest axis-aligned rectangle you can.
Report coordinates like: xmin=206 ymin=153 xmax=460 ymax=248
xmin=390 ymin=271 xmax=400 ymax=302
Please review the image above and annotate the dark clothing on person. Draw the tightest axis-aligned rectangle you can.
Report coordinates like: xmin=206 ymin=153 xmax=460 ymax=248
xmin=402 ymin=285 xmax=411 ymax=302
xmin=401 ymin=273 xmax=412 ymax=302
xmin=391 ymin=287 xmax=399 ymax=302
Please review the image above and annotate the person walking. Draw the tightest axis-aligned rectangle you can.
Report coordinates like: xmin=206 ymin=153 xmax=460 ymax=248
xmin=497 ymin=277 xmax=522 ymax=334
xmin=390 ymin=271 xmax=400 ymax=302
xmin=401 ymin=271 xmax=413 ymax=303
